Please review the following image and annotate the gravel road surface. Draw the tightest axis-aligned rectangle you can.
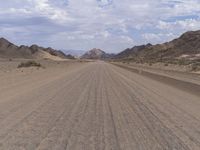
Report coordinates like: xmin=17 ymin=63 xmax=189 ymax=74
xmin=0 ymin=61 xmax=200 ymax=150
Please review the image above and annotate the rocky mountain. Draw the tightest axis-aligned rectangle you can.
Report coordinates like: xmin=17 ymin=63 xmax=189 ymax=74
xmin=0 ymin=38 xmax=73 ymax=60
xmin=81 ymin=48 xmax=114 ymax=59
xmin=81 ymin=48 xmax=105 ymax=59
xmin=63 ymin=50 xmax=86 ymax=57
xmin=115 ymin=43 xmax=152 ymax=59
xmin=0 ymin=38 xmax=32 ymax=58
xmin=115 ymin=30 xmax=200 ymax=63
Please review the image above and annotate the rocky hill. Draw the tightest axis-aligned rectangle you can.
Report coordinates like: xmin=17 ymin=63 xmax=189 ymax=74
xmin=115 ymin=30 xmax=200 ymax=63
xmin=0 ymin=38 xmax=73 ymax=60
xmin=81 ymin=48 xmax=114 ymax=59
xmin=63 ymin=50 xmax=86 ymax=57
xmin=115 ymin=43 xmax=152 ymax=59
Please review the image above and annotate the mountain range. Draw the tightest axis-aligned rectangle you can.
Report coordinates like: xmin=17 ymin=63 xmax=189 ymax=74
xmin=0 ymin=38 xmax=74 ymax=60
xmin=1 ymin=30 xmax=200 ymax=62
xmin=115 ymin=30 xmax=200 ymax=63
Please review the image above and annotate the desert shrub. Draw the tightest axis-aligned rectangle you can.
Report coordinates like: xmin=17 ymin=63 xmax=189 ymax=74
xmin=148 ymin=63 xmax=153 ymax=66
xmin=164 ymin=63 xmax=169 ymax=66
xmin=177 ymin=59 xmax=192 ymax=66
xmin=164 ymin=59 xmax=176 ymax=65
xmin=191 ymin=62 xmax=200 ymax=71
xmin=17 ymin=60 xmax=42 ymax=68
xmin=177 ymin=59 xmax=186 ymax=65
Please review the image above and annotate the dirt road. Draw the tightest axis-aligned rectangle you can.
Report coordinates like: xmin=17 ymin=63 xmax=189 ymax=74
xmin=0 ymin=61 xmax=200 ymax=150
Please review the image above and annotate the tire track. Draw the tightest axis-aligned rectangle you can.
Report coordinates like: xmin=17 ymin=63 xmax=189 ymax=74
xmin=110 ymin=64 xmax=200 ymax=149
xmin=105 ymin=63 xmax=190 ymax=150
xmin=0 ymin=65 xmax=94 ymax=149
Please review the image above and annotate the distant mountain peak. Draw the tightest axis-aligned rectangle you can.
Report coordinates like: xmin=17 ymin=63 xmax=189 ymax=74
xmin=81 ymin=48 xmax=106 ymax=59
xmin=0 ymin=37 xmax=13 ymax=46
xmin=90 ymin=48 xmax=104 ymax=51
xmin=63 ymin=49 xmax=86 ymax=57
xmin=0 ymin=37 xmax=9 ymax=42
xmin=85 ymin=48 xmax=106 ymax=55
xmin=81 ymin=48 xmax=114 ymax=59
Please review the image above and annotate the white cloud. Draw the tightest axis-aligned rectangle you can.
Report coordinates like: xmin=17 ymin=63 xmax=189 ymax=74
xmin=0 ymin=0 xmax=200 ymax=52
xmin=32 ymin=0 xmax=71 ymax=23
xmin=142 ymin=33 xmax=176 ymax=44
xmin=157 ymin=19 xmax=200 ymax=31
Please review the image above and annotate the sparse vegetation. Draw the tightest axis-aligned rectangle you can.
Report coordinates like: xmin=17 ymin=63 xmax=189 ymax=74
xmin=177 ymin=59 xmax=190 ymax=66
xmin=164 ymin=63 xmax=169 ymax=66
xmin=17 ymin=60 xmax=42 ymax=68
xmin=148 ymin=63 xmax=153 ymax=66
xmin=191 ymin=62 xmax=200 ymax=71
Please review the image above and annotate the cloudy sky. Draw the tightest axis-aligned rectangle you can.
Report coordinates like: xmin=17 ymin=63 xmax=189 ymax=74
xmin=0 ymin=0 xmax=200 ymax=53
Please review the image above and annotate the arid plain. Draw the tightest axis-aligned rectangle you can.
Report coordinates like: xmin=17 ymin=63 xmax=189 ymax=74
xmin=0 ymin=59 xmax=200 ymax=150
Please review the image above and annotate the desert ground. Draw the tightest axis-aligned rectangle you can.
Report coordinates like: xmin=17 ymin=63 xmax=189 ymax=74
xmin=0 ymin=59 xmax=200 ymax=150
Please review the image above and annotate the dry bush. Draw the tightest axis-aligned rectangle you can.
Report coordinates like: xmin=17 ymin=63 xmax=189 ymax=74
xmin=17 ymin=61 xmax=42 ymax=68
xmin=191 ymin=62 xmax=200 ymax=71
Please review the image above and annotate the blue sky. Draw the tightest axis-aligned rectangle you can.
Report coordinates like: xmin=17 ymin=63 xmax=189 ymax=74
xmin=0 ymin=0 xmax=200 ymax=53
